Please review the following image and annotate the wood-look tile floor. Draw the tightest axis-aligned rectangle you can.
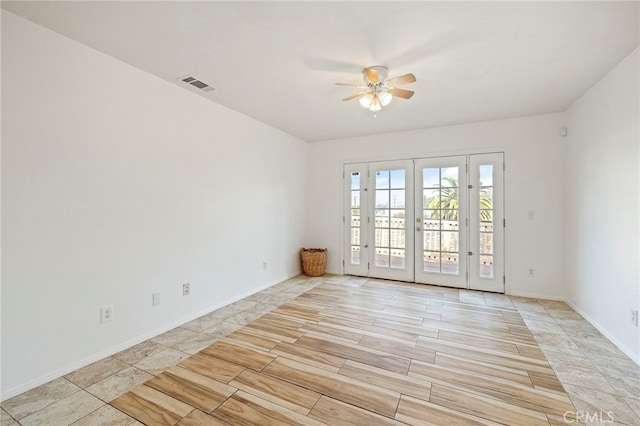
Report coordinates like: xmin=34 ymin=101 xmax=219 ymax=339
xmin=110 ymin=278 xmax=575 ymax=426
xmin=4 ymin=275 xmax=640 ymax=425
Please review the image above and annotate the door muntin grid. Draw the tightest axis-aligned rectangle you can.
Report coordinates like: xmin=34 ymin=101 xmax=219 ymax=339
xmin=374 ymin=169 xmax=406 ymax=269
xmin=344 ymin=154 xmax=502 ymax=291
xmin=478 ymin=164 xmax=494 ymax=278
xmin=350 ymin=171 xmax=361 ymax=265
xmin=421 ymin=166 xmax=461 ymax=275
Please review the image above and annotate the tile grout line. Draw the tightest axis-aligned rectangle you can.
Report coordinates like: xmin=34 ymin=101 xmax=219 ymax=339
xmin=5 ymin=276 xmax=640 ymax=425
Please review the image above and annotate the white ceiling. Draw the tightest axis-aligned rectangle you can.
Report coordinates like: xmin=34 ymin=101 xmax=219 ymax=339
xmin=3 ymin=1 xmax=639 ymax=142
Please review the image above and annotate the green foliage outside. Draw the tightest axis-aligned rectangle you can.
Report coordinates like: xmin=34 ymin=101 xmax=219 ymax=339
xmin=425 ymin=177 xmax=492 ymax=222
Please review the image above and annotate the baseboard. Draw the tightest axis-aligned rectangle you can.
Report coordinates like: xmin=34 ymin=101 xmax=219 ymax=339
xmin=564 ymin=299 xmax=640 ymax=367
xmin=505 ymin=289 xmax=565 ymax=301
xmin=0 ymin=271 xmax=301 ymax=401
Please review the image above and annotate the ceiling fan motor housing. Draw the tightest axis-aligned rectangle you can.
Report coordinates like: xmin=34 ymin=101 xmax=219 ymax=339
xmin=363 ymin=65 xmax=389 ymax=84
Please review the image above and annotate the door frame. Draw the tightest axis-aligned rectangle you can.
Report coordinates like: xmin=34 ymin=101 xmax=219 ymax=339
xmin=468 ymin=153 xmax=505 ymax=292
xmin=414 ymin=155 xmax=468 ymax=288
xmin=368 ymin=159 xmax=415 ymax=282
xmin=341 ymin=151 xmax=506 ymax=293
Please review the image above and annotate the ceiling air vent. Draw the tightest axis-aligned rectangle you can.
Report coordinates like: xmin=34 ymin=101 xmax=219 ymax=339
xmin=179 ymin=75 xmax=215 ymax=92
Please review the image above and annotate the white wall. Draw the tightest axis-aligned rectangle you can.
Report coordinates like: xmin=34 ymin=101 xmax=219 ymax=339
xmin=306 ymin=113 xmax=568 ymax=300
xmin=565 ymin=48 xmax=640 ymax=363
xmin=1 ymin=12 xmax=306 ymax=399
xmin=3 ymin=6 xmax=636 ymax=402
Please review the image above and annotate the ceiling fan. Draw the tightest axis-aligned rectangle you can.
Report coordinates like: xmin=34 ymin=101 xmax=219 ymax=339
xmin=336 ymin=66 xmax=416 ymax=115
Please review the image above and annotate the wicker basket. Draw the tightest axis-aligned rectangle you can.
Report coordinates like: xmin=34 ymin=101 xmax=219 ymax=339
xmin=300 ymin=248 xmax=327 ymax=277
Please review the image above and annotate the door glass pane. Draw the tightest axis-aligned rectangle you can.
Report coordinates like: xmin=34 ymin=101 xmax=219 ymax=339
xmin=351 ymin=172 xmax=360 ymax=190
xmin=480 ymin=255 xmax=493 ymax=278
xmin=481 ymin=187 xmax=493 ymax=205
xmin=375 ymin=248 xmax=390 ymax=267
xmin=390 ymin=230 xmax=405 ymax=248
xmin=424 ymin=252 xmax=440 ymax=272
xmin=390 ymin=170 xmax=405 ymax=188
xmin=423 ymin=189 xmax=439 ymax=207
xmin=389 ymin=211 xmax=405 ymax=228
xmin=479 ymin=209 xmax=493 ymax=224
xmin=375 ymin=190 xmax=389 ymax=208
xmin=350 ymin=171 xmax=361 ymax=265
xmin=441 ymin=167 xmax=459 ymax=186
xmin=441 ymin=231 xmax=459 ymax=252
xmin=375 ymin=168 xmax=406 ymax=270
xmin=351 ymin=192 xmax=360 ymax=208
xmin=478 ymin=165 xmax=494 ymax=278
xmin=443 ymin=219 xmax=459 ymax=231
xmin=376 ymin=170 xmax=389 ymax=189
xmin=391 ymin=249 xmax=405 ymax=268
xmin=375 ymin=228 xmax=389 ymax=247
xmin=440 ymin=210 xmax=458 ymax=221
xmin=351 ymin=228 xmax=360 ymax=246
xmin=479 ymin=165 xmax=493 ymax=186
xmin=480 ymin=221 xmax=493 ymax=232
xmin=421 ymin=165 xmax=460 ymax=275
xmin=351 ymin=246 xmax=360 ymax=264
xmin=351 ymin=210 xmax=360 ymax=226
xmin=442 ymin=252 xmax=459 ymax=274
xmin=423 ymin=168 xmax=440 ymax=188
xmin=480 ymin=233 xmax=493 ymax=255
xmin=390 ymin=190 xmax=405 ymax=208
xmin=423 ymin=211 xmax=440 ymax=229
xmin=375 ymin=208 xmax=390 ymax=218
xmin=424 ymin=231 xmax=440 ymax=251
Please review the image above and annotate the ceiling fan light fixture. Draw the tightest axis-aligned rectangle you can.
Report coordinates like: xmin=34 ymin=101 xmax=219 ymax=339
xmin=337 ymin=66 xmax=415 ymax=115
xmin=359 ymin=91 xmax=391 ymax=112
xmin=380 ymin=91 xmax=392 ymax=107
xmin=359 ymin=92 xmax=374 ymax=109
xmin=369 ymin=95 xmax=383 ymax=112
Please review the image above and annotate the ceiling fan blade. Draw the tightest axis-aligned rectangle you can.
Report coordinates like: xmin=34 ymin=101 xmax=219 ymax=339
xmin=342 ymin=91 xmax=368 ymax=101
xmin=335 ymin=83 xmax=366 ymax=88
xmin=364 ymin=67 xmax=379 ymax=83
xmin=386 ymin=73 xmax=416 ymax=87
xmin=388 ymin=88 xmax=414 ymax=99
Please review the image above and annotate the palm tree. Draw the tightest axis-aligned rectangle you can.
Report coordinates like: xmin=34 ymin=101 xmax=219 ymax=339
xmin=425 ymin=177 xmax=459 ymax=220
xmin=478 ymin=187 xmax=493 ymax=222
xmin=425 ymin=177 xmax=492 ymax=221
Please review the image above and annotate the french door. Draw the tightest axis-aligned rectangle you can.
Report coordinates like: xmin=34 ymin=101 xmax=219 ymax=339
xmin=414 ymin=156 xmax=468 ymax=288
xmin=344 ymin=153 xmax=504 ymax=292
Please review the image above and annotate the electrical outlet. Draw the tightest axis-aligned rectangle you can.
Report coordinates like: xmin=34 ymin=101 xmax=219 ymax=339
xmin=100 ymin=305 xmax=114 ymax=323
xmin=527 ymin=210 xmax=536 ymax=220
xmin=632 ymin=309 xmax=639 ymax=327
xmin=263 ymin=261 xmax=268 ymax=270
xmin=182 ymin=283 xmax=191 ymax=296
xmin=152 ymin=293 xmax=161 ymax=306
xmin=527 ymin=268 xmax=535 ymax=278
